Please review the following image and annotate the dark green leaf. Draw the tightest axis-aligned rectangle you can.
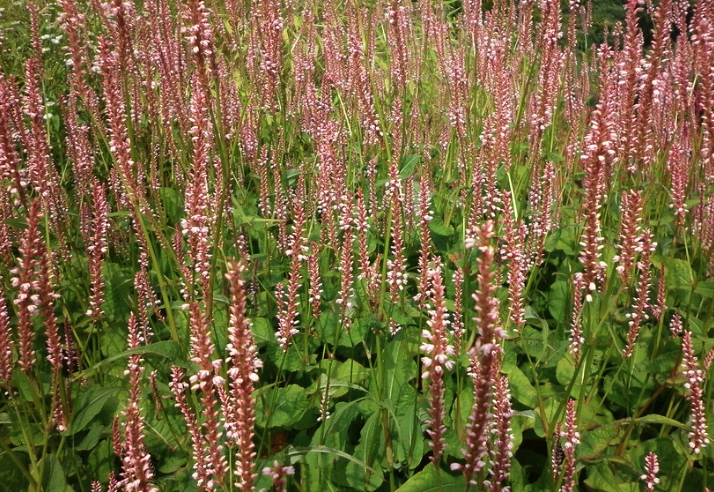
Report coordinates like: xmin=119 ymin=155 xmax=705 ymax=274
xmin=67 ymin=387 xmax=121 ymax=435
xmin=256 ymin=385 xmax=310 ymax=428
xmin=41 ymin=454 xmax=68 ymax=492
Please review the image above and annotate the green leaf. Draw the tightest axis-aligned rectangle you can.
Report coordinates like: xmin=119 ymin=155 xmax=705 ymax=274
xmin=629 ymin=414 xmax=689 ymax=430
xmin=159 ymin=187 xmax=183 ymax=224
xmin=577 ymin=422 xmax=623 ymax=462
xmin=256 ymin=385 xmax=310 ymax=428
xmin=399 ymin=154 xmax=420 ymax=179
xmin=0 ymin=449 xmax=29 ymax=491
xmin=346 ymin=412 xmax=384 ymax=490
xmin=73 ymin=341 xmax=180 ymax=382
xmin=395 ymin=391 xmax=426 ymax=469
xmin=75 ymin=424 xmax=105 ymax=451
xmin=267 ymin=340 xmax=314 ymax=372
xmin=310 ymin=400 xmax=364 ymax=452
xmin=384 ymin=339 xmax=418 ymax=403
xmin=658 ymin=257 xmax=694 ymax=305
xmin=583 ymin=462 xmax=637 ymax=492
xmin=544 ymin=227 xmax=577 ymax=255
xmin=67 ymin=387 xmax=121 ymax=435
xmin=251 ymin=317 xmax=276 ymax=344
xmin=287 ymin=445 xmax=383 ymax=479
xmin=102 ymin=262 xmax=133 ymax=322
xmin=428 ymin=216 xmax=454 ymax=237
xmin=548 ymin=279 xmax=570 ymax=323
xmin=332 ymin=358 xmax=369 ymax=385
xmin=502 ymin=363 xmax=537 ymax=407
xmin=395 ymin=463 xmax=467 ymax=491
xmin=40 ymin=454 xmax=68 ymax=492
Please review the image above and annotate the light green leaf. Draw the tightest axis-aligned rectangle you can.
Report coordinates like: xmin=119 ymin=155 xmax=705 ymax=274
xmin=428 ymin=216 xmax=454 ymax=237
xmin=287 ymin=445 xmax=383 ymax=479
xmin=502 ymin=363 xmax=537 ymax=407
xmin=73 ymin=341 xmax=180 ymax=382
xmin=629 ymin=414 xmax=689 ymax=430
xmin=251 ymin=317 xmax=276 ymax=344
xmin=399 ymin=154 xmax=420 ymax=179
xmin=395 ymin=463 xmax=467 ymax=491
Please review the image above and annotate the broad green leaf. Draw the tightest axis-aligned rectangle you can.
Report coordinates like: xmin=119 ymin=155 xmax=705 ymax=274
xmin=73 ymin=341 xmax=180 ymax=382
xmin=399 ymin=154 xmax=420 ymax=179
xmin=533 ymin=398 xmax=559 ymax=438
xmin=309 ymin=399 xmax=363 ymax=454
xmin=502 ymin=363 xmax=537 ymax=407
xmin=40 ymin=454 xmax=68 ymax=492
xmin=520 ymin=325 xmax=549 ymax=363
xmin=251 ymin=317 xmax=276 ymax=344
xmin=157 ymin=452 xmax=188 ymax=474
xmin=624 ymin=437 xmax=687 ymax=491
xmin=577 ymin=422 xmax=623 ymax=461
xmin=395 ymin=393 xmax=426 ymax=469
xmin=267 ymin=341 xmax=314 ymax=372
xmin=332 ymin=358 xmax=369 ymax=385
xmin=346 ymin=412 xmax=385 ymax=490
xmin=256 ymin=385 xmax=310 ymax=428
xmin=75 ymin=424 xmax=104 ymax=451
xmin=384 ymin=339 xmax=418 ymax=403
xmin=0 ymin=448 xmax=30 ymax=491
xmin=67 ymin=386 xmax=120 ymax=435
xmin=102 ymin=262 xmax=133 ymax=322
xmin=544 ymin=227 xmax=577 ymax=255
xmin=694 ymin=282 xmax=714 ymax=299
xmin=87 ymin=437 xmax=113 ymax=482
xmin=583 ymin=462 xmax=637 ymax=492
xmin=658 ymin=257 xmax=694 ymax=305
xmin=548 ymin=279 xmax=570 ymax=323
xmin=428 ymin=216 xmax=454 ymax=237
xmin=287 ymin=445 xmax=383 ymax=479
xmin=395 ymin=463 xmax=466 ymax=491
xmin=159 ymin=187 xmax=183 ymax=224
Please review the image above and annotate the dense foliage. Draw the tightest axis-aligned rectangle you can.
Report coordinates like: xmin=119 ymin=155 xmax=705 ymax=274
xmin=0 ymin=0 xmax=713 ymax=491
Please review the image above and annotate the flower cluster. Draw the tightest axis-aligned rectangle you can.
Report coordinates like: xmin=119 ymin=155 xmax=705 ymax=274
xmin=420 ymin=260 xmax=455 ymax=463
xmin=681 ymin=330 xmax=710 ymax=454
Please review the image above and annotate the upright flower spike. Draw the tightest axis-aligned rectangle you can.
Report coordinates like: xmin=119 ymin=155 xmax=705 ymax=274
xmin=454 ymin=221 xmax=505 ymax=483
xmin=487 ymin=375 xmax=514 ymax=492
xmin=262 ymin=461 xmax=295 ymax=492
xmin=560 ymin=399 xmax=580 ymax=492
xmin=11 ymin=200 xmax=43 ymax=374
xmin=170 ymin=367 xmax=209 ymax=489
xmin=0 ymin=278 xmax=13 ymax=383
xmin=186 ymin=301 xmax=226 ymax=488
xmin=613 ymin=190 xmax=644 ymax=287
xmin=84 ymin=181 xmax=109 ymax=323
xmin=224 ymin=261 xmax=261 ymax=492
xmin=421 ymin=260 xmax=455 ymax=464
xmin=623 ymin=229 xmax=656 ymax=358
xmin=681 ymin=330 xmax=710 ymax=454
xmin=119 ymin=315 xmax=157 ymax=492
xmin=641 ymin=452 xmax=659 ymax=492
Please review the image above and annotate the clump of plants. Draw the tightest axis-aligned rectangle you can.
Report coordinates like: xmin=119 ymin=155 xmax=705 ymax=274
xmin=0 ymin=0 xmax=712 ymax=491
